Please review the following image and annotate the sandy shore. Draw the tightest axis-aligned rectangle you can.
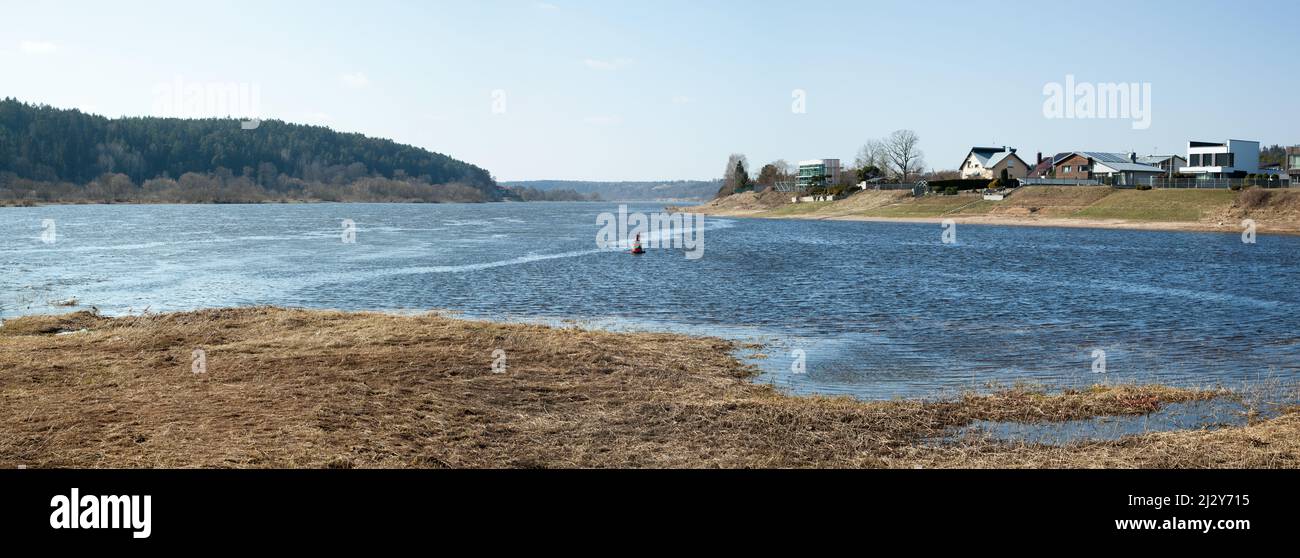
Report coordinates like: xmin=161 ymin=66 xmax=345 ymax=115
xmin=2 ymin=307 xmax=1296 ymax=468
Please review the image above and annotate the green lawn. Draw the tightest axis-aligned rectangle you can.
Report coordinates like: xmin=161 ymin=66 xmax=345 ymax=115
xmin=1071 ymin=189 xmax=1235 ymax=221
xmin=856 ymin=196 xmax=991 ymax=218
xmin=755 ymin=188 xmax=1240 ymax=223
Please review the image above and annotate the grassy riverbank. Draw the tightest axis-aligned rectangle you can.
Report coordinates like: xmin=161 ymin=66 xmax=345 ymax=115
xmin=2 ymin=308 xmax=1296 ymax=468
xmin=679 ymin=186 xmax=1300 ymax=235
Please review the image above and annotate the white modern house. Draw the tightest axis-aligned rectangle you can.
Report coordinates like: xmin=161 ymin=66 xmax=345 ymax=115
xmin=797 ymin=159 xmax=841 ymax=190
xmin=959 ymin=146 xmax=1030 ymax=180
xmin=1184 ymin=140 xmax=1259 ymax=177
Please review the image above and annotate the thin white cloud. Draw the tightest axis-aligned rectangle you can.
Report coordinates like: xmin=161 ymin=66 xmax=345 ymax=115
xmin=534 ymin=2 xmax=559 ymax=10
xmin=339 ymin=72 xmax=370 ymax=88
xmin=302 ymin=112 xmax=335 ymax=124
xmin=671 ymin=95 xmax=693 ymax=105
xmin=19 ymin=40 xmax=57 ymax=54
xmin=583 ymin=115 xmax=623 ymax=126
xmin=582 ymin=58 xmax=632 ymax=71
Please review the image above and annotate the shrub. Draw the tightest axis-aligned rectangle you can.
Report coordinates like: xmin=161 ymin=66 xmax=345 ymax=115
xmin=944 ymin=186 xmax=958 ymax=196
xmin=988 ymin=178 xmax=1003 ymax=190
xmin=928 ymin=179 xmax=990 ymax=192
xmin=1240 ymin=187 xmax=1271 ymax=209
xmin=1135 ymin=185 xmax=1152 ymax=191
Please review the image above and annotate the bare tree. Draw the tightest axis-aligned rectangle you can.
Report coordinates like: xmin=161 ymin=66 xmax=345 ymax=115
xmin=855 ymin=140 xmax=887 ymax=170
xmin=716 ymin=153 xmax=749 ymax=198
xmin=755 ymin=159 xmax=795 ymax=188
xmin=769 ymin=159 xmax=794 ymax=177
xmin=883 ymin=130 xmax=925 ymax=182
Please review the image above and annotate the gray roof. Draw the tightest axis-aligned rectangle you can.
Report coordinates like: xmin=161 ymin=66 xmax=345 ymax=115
xmin=985 ymin=151 xmax=1015 ymax=167
xmin=1067 ymin=152 xmax=1165 ymax=174
xmin=967 ymin=147 xmax=1020 ymax=168
xmin=1097 ymin=162 xmax=1167 ymax=173
xmin=1138 ymin=155 xmax=1185 ymax=165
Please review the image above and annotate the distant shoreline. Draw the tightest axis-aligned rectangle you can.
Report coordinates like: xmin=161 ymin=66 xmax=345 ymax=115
xmin=1 ymin=198 xmax=712 ymax=208
xmin=676 ymin=186 xmax=1300 ymax=236
xmin=680 ymin=209 xmax=1300 ymax=236
xmin=0 ymin=199 xmax=642 ymax=208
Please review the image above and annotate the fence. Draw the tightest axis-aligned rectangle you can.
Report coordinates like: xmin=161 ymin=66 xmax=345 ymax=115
xmin=1022 ymin=178 xmax=1100 ymax=186
xmin=1127 ymin=176 xmax=1291 ymax=189
xmin=1023 ymin=176 xmax=1293 ymax=189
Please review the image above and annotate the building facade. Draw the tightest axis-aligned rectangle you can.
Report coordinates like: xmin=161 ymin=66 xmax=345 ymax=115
xmin=1287 ymin=146 xmax=1300 ymax=182
xmin=1052 ymin=152 xmax=1166 ymax=185
xmin=797 ymin=159 xmax=841 ymax=190
xmin=1184 ymin=139 xmax=1260 ymax=178
xmin=1138 ymin=155 xmax=1187 ymax=175
xmin=1053 ymin=153 xmax=1095 ymax=180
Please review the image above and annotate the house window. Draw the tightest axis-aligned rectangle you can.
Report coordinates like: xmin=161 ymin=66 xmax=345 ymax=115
xmin=1063 ymin=166 xmax=1071 ymax=173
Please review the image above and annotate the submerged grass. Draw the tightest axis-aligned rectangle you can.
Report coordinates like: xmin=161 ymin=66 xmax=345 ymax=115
xmin=0 ymin=308 xmax=1293 ymax=468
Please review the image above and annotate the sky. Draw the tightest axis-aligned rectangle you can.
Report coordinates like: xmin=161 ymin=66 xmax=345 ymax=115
xmin=1 ymin=0 xmax=1297 ymax=182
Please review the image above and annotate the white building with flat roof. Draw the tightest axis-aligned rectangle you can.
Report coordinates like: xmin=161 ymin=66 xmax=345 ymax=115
xmin=797 ymin=159 xmax=841 ymax=190
xmin=1184 ymin=140 xmax=1259 ymax=178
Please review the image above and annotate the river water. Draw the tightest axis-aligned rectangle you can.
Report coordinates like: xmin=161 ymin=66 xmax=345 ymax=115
xmin=3 ymin=201 xmax=1298 ymax=402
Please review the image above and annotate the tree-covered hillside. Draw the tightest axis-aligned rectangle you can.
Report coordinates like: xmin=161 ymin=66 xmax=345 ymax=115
xmin=0 ymin=99 xmax=503 ymax=203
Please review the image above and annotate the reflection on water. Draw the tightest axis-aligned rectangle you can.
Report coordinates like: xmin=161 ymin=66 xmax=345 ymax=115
xmin=3 ymin=202 xmax=1299 ymax=404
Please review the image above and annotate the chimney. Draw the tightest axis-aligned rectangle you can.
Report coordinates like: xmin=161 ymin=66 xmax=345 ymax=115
xmin=1037 ymin=152 xmax=1043 ymax=165
xmin=1129 ymin=152 xmax=1138 ymax=163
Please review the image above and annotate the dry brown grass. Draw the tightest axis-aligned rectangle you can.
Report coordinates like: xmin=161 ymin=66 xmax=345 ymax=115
xmin=1 ymin=308 xmax=1294 ymax=469
xmin=673 ymin=189 xmax=793 ymax=215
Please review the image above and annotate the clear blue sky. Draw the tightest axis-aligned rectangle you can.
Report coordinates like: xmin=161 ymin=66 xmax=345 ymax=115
xmin=1 ymin=0 xmax=1296 ymax=181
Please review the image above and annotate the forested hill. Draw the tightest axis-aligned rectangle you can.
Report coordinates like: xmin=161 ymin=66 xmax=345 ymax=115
xmin=0 ymin=99 xmax=504 ymax=203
